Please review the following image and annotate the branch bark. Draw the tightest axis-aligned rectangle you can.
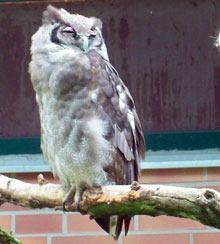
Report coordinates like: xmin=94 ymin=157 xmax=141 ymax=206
xmin=0 ymin=174 xmax=220 ymax=229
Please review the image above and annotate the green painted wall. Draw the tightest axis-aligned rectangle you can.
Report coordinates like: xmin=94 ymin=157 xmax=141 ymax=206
xmin=1 ymin=131 xmax=220 ymax=155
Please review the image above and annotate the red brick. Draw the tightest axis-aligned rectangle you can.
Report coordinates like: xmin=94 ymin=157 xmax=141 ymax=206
xmin=15 ymin=173 xmax=42 ymax=184
xmin=52 ymin=235 xmax=117 ymax=244
xmin=195 ymin=185 xmax=220 ymax=192
xmin=2 ymin=173 xmax=10 ymax=177
xmin=68 ymin=214 xmax=104 ymax=232
xmin=15 ymin=172 xmax=60 ymax=184
xmin=123 ymin=234 xmax=189 ymax=244
xmin=208 ymin=186 xmax=220 ymax=192
xmin=139 ymin=215 xmax=205 ymax=231
xmin=68 ymin=213 xmax=134 ymax=232
xmin=194 ymin=232 xmax=220 ymax=244
xmin=0 ymin=215 xmax=11 ymax=232
xmin=16 ymin=214 xmax=62 ymax=234
xmin=0 ymin=203 xmax=31 ymax=211
xmin=207 ymin=168 xmax=220 ymax=181
xmin=140 ymin=168 xmax=203 ymax=184
xmin=18 ymin=236 xmax=47 ymax=244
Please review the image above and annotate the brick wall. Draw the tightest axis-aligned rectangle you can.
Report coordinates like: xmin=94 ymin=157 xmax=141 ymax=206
xmin=1 ymin=169 xmax=220 ymax=244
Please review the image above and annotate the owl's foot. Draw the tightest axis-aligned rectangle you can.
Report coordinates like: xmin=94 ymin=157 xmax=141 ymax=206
xmin=63 ymin=184 xmax=86 ymax=211
xmin=63 ymin=184 xmax=103 ymax=212
xmin=63 ymin=185 xmax=77 ymax=211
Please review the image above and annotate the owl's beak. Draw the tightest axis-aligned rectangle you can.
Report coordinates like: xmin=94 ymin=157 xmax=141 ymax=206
xmin=80 ymin=36 xmax=89 ymax=52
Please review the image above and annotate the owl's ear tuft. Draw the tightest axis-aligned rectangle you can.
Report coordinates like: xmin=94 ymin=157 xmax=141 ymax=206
xmin=42 ymin=5 xmax=64 ymax=25
xmin=90 ymin=17 xmax=103 ymax=29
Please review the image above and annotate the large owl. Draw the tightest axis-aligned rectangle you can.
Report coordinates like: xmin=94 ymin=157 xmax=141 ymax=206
xmin=29 ymin=5 xmax=145 ymax=240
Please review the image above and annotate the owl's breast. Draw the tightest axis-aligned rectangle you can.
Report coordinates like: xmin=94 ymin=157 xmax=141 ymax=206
xmin=38 ymin=88 xmax=114 ymax=189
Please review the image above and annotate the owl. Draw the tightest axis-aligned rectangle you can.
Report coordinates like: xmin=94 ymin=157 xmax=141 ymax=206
xmin=29 ymin=5 xmax=145 ymax=240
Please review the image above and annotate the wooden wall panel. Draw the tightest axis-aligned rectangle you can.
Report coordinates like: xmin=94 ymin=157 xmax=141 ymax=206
xmin=1 ymin=0 xmax=220 ymax=137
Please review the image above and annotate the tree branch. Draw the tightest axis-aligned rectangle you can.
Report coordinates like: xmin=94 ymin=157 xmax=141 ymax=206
xmin=0 ymin=174 xmax=220 ymax=229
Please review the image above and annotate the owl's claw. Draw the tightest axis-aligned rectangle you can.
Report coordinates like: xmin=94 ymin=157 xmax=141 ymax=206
xmin=63 ymin=201 xmax=79 ymax=211
xmin=63 ymin=186 xmax=76 ymax=211
xmin=63 ymin=184 xmax=85 ymax=212
xmin=63 ymin=184 xmax=103 ymax=212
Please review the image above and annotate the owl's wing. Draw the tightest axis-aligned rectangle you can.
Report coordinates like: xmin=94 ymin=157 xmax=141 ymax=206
xmin=87 ymin=50 xmax=145 ymax=184
xmin=87 ymin=50 xmax=145 ymax=239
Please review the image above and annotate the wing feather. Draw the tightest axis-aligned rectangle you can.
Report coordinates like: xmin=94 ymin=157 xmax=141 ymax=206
xmin=87 ymin=50 xmax=145 ymax=239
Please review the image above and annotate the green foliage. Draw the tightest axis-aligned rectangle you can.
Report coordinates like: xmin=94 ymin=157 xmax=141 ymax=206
xmin=0 ymin=228 xmax=23 ymax=244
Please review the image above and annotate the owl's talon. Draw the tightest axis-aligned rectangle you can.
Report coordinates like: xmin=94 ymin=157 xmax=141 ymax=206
xmin=63 ymin=186 xmax=76 ymax=211
xmin=62 ymin=201 xmax=68 ymax=211
xmin=74 ymin=201 xmax=80 ymax=211
xmin=62 ymin=201 xmax=79 ymax=211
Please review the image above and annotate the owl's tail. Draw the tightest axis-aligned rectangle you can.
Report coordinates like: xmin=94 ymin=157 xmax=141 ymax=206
xmin=94 ymin=216 xmax=131 ymax=240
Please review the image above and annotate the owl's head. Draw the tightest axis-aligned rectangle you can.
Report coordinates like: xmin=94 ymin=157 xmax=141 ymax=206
xmin=31 ymin=5 xmax=108 ymax=59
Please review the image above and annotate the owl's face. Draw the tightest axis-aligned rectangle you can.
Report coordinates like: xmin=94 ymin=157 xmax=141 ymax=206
xmin=31 ymin=5 xmax=108 ymax=57
xmin=51 ymin=24 xmax=99 ymax=52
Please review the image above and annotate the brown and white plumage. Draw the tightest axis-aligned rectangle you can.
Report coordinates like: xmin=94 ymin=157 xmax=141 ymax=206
xmin=29 ymin=5 xmax=145 ymax=240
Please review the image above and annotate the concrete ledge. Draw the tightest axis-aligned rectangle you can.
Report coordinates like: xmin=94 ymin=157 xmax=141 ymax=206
xmin=142 ymin=149 xmax=220 ymax=169
xmin=0 ymin=149 xmax=219 ymax=173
